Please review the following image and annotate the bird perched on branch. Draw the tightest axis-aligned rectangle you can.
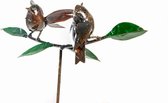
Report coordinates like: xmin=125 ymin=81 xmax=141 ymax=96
xmin=71 ymin=3 xmax=94 ymax=64
xmin=26 ymin=0 xmax=73 ymax=40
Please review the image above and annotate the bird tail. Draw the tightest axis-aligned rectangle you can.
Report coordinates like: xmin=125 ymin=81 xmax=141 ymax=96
xmin=75 ymin=43 xmax=85 ymax=64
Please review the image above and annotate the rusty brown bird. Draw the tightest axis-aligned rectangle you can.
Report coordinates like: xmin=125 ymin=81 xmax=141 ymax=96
xmin=26 ymin=0 xmax=45 ymax=40
xmin=71 ymin=3 xmax=94 ymax=64
xmin=26 ymin=0 xmax=73 ymax=40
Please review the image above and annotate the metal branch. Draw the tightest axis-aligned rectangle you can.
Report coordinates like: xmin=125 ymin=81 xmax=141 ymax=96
xmin=27 ymin=33 xmax=108 ymax=50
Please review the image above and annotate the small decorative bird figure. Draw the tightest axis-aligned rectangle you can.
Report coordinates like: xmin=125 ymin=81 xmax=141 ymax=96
xmin=26 ymin=0 xmax=45 ymax=40
xmin=26 ymin=0 xmax=73 ymax=40
xmin=71 ymin=3 xmax=94 ymax=64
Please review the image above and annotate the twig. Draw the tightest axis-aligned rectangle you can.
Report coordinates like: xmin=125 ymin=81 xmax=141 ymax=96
xmin=27 ymin=33 xmax=108 ymax=49
xmin=87 ymin=35 xmax=108 ymax=44
xmin=27 ymin=35 xmax=70 ymax=47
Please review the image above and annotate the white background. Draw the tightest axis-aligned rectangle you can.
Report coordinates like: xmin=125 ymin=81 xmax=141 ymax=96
xmin=0 ymin=0 xmax=168 ymax=103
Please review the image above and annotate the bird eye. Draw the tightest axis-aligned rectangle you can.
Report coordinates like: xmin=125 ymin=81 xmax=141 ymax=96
xmin=83 ymin=9 xmax=87 ymax=14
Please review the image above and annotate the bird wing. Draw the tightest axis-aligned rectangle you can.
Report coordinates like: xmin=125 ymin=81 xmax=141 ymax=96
xmin=45 ymin=9 xmax=73 ymax=24
xmin=74 ymin=21 xmax=92 ymax=49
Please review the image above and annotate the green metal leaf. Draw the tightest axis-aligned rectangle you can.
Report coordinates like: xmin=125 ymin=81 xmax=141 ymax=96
xmin=106 ymin=22 xmax=147 ymax=40
xmin=85 ymin=48 xmax=100 ymax=61
xmin=19 ymin=42 xmax=53 ymax=57
xmin=3 ymin=27 xmax=27 ymax=37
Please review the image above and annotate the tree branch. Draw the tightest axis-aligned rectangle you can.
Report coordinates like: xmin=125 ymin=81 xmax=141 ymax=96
xmin=27 ymin=34 xmax=108 ymax=49
xmin=87 ymin=35 xmax=108 ymax=44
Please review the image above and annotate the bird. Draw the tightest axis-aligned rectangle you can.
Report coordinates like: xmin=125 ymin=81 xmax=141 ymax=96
xmin=26 ymin=0 xmax=45 ymax=40
xmin=26 ymin=0 xmax=73 ymax=40
xmin=71 ymin=3 xmax=94 ymax=64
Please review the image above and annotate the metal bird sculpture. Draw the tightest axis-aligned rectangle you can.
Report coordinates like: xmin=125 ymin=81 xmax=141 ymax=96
xmin=26 ymin=0 xmax=73 ymax=40
xmin=71 ymin=3 xmax=94 ymax=64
